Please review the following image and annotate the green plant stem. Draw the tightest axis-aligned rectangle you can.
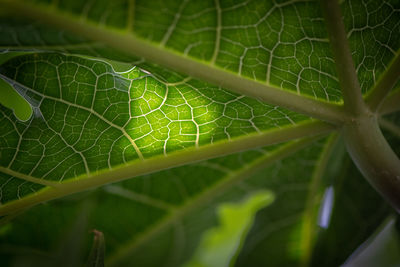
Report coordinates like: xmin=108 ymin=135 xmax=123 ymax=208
xmin=379 ymin=118 xmax=400 ymax=139
xmin=379 ymin=88 xmax=400 ymax=115
xmin=1 ymin=0 xmax=346 ymax=124
xmin=320 ymin=0 xmax=366 ymax=116
xmin=366 ymin=52 xmax=400 ymax=112
xmin=0 ymin=121 xmax=335 ymax=216
xmin=342 ymin=115 xmax=400 ymax=212
xmin=87 ymin=230 xmax=105 ymax=267
xmin=321 ymin=0 xmax=400 ymax=212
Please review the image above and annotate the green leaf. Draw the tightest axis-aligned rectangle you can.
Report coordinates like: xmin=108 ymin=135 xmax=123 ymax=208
xmin=0 ymin=52 xmax=325 ymax=211
xmin=185 ymin=190 xmax=274 ymax=267
xmin=0 ymin=0 xmax=399 ymax=266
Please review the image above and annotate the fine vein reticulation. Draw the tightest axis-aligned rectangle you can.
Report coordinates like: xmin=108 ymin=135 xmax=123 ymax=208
xmin=0 ymin=3 xmax=399 ymax=264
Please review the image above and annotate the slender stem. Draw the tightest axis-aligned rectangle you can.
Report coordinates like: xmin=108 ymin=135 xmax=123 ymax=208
xmin=379 ymin=88 xmax=400 ymax=115
xmin=1 ymin=0 xmax=346 ymax=124
xmin=366 ymin=52 xmax=400 ymax=112
xmin=0 ymin=121 xmax=335 ymax=216
xmin=379 ymin=118 xmax=400 ymax=139
xmin=342 ymin=115 xmax=400 ymax=212
xmin=106 ymin=136 xmax=321 ymax=266
xmin=320 ymin=0 xmax=367 ymax=116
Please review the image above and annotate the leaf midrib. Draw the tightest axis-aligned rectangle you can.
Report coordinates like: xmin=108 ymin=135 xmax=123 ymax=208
xmin=1 ymin=0 xmax=347 ymax=124
xmin=0 ymin=120 xmax=335 ymax=216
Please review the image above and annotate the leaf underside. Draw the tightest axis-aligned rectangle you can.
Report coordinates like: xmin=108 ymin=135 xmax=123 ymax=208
xmin=0 ymin=0 xmax=399 ymax=266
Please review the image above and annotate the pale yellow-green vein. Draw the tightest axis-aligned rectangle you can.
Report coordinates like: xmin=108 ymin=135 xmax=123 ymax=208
xmin=0 ymin=167 xmax=60 ymax=187
xmin=0 ymin=120 xmax=336 ymax=216
xmin=1 ymin=0 xmax=347 ymax=124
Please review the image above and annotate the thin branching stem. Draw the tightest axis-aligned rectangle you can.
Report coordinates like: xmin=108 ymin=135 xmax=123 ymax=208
xmin=320 ymin=0 xmax=367 ymax=116
xmin=366 ymin=52 xmax=400 ymax=112
xmin=321 ymin=0 xmax=400 ymax=212
xmin=379 ymin=88 xmax=400 ymax=115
